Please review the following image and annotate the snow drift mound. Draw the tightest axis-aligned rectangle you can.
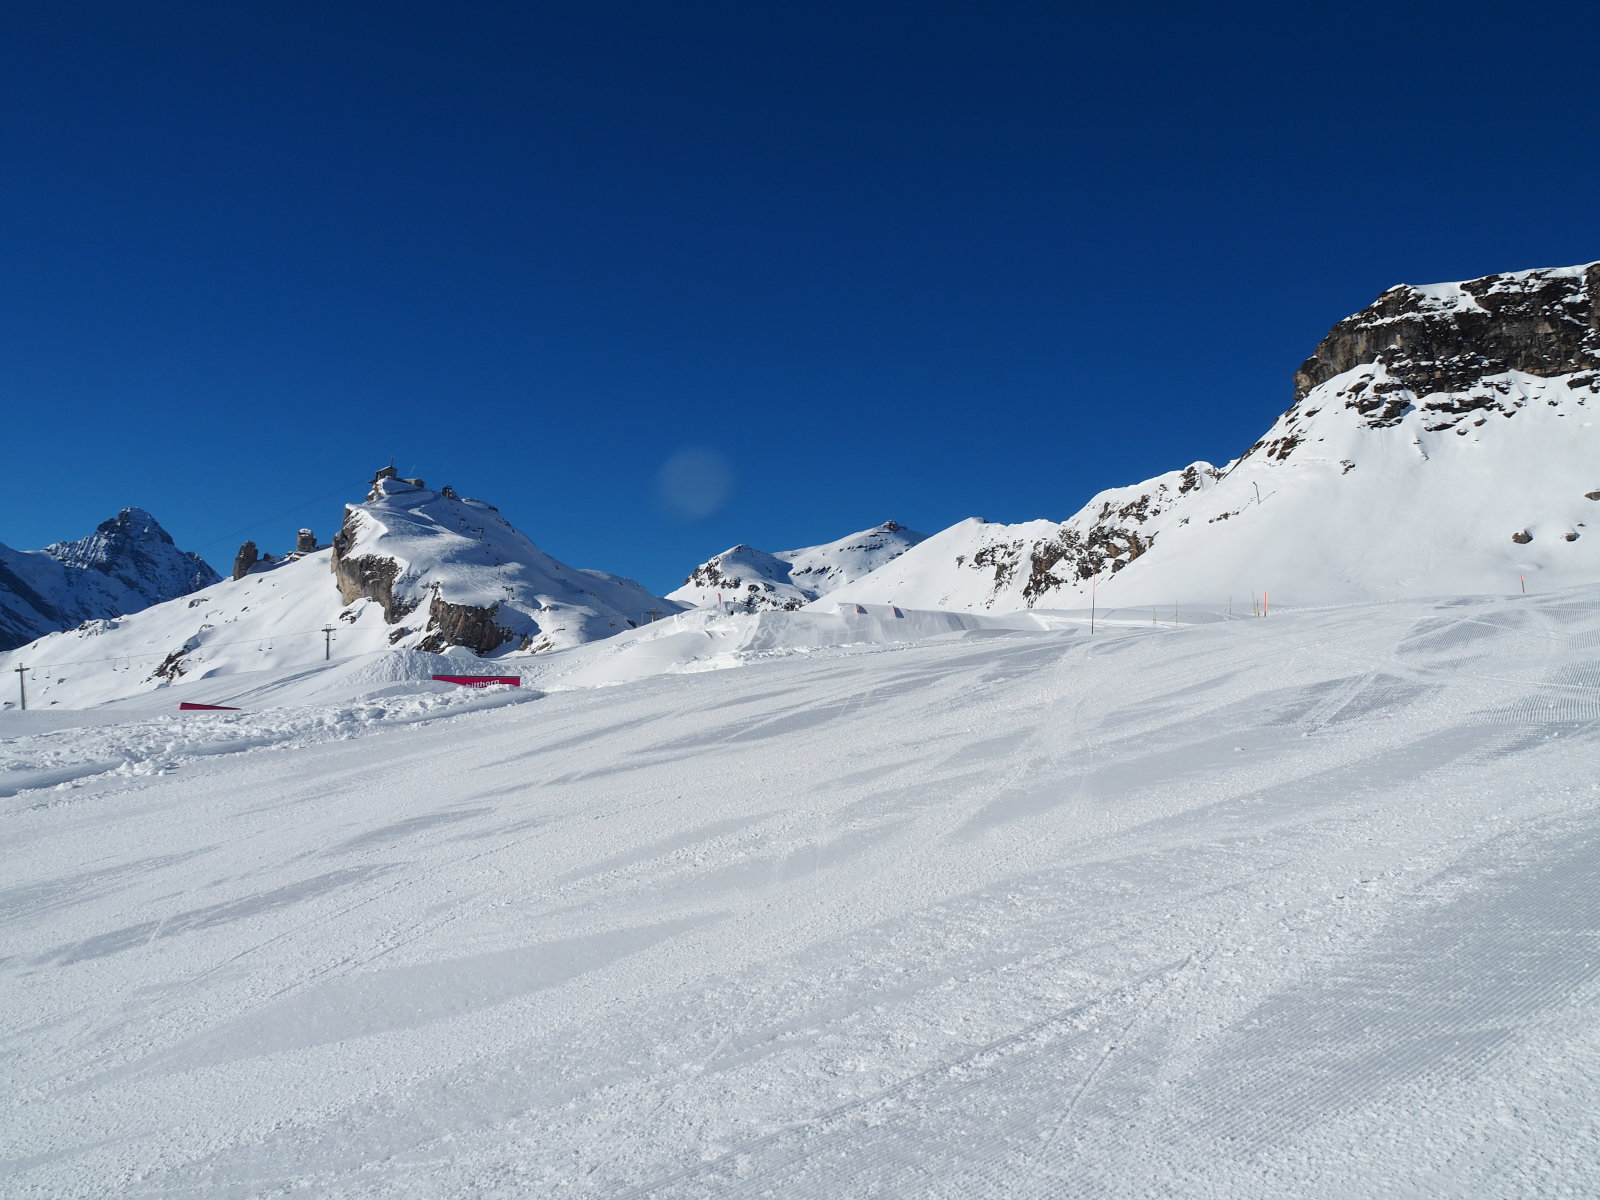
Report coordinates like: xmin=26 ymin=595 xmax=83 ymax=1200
xmin=546 ymin=601 xmax=1078 ymax=690
xmin=145 ymin=648 xmax=526 ymax=712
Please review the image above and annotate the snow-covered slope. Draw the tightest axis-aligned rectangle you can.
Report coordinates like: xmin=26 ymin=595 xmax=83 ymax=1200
xmin=5 ymin=584 xmax=1598 ymax=1196
xmin=829 ymin=262 xmax=1600 ymax=612
xmin=827 ymin=466 xmax=1223 ymax=612
xmin=0 ymin=471 xmax=683 ymax=709
xmin=0 ymin=508 xmax=219 ymax=651
xmin=669 ymin=521 xmax=926 ymax=610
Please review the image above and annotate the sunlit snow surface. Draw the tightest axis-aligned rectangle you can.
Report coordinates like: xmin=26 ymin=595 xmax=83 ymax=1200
xmin=4 ymin=589 xmax=1599 ymax=1197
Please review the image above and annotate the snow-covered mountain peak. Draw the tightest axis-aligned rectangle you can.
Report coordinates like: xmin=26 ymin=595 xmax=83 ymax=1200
xmin=43 ymin=507 xmax=217 ymax=594
xmin=669 ymin=521 xmax=928 ymax=610
xmin=784 ymin=521 xmax=927 ymax=585
xmin=327 ymin=468 xmax=682 ymax=655
xmin=0 ymin=508 xmax=220 ymax=651
xmin=46 ymin=506 xmax=166 ymax=559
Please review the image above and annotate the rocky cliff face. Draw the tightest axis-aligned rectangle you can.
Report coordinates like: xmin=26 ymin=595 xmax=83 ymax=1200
xmin=232 ymin=541 xmax=259 ymax=581
xmin=1242 ymin=262 xmax=1600 ymax=457
xmin=414 ymin=591 xmax=516 ymax=655
xmin=1293 ymin=263 xmax=1600 ymax=404
xmin=329 ymin=531 xmax=414 ymax=623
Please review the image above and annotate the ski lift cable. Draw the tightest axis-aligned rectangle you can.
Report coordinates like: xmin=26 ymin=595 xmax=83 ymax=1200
xmin=189 ymin=478 xmax=375 ymax=553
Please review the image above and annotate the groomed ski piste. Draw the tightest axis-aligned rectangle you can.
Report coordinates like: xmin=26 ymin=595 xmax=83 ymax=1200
xmin=4 ymin=590 xmax=1599 ymax=1197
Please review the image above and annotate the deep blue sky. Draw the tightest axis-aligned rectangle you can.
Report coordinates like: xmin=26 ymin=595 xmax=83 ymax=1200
xmin=4 ymin=2 xmax=1596 ymax=593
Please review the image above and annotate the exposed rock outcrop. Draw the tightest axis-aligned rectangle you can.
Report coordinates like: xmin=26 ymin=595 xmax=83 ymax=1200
xmin=329 ymin=521 xmax=414 ymax=623
xmin=1294 ymin=263 xmax=1600 ymax=402
xmin=232 ymin=541 xmax=259 ymax=580
xmin=955 ymin=464 xmax=1217 ymax=605
xmin=415 ymin=593 xmax=515 ymax=654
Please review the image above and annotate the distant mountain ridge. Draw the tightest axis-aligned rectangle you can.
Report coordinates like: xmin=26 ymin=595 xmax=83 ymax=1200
xmin=6 ymin=261 xmax=1597 ymax=708
xmin=669 ymin=522 xmax=927 ymax=610
xmin=0 ymin=508 xmax=219 ymax=651
xmin=824 ymin=261 xmax=1599 ymax=612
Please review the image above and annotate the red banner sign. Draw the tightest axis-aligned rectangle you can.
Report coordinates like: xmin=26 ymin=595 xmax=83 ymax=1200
xmin=179 ymin=702 xmax=240 ymax=711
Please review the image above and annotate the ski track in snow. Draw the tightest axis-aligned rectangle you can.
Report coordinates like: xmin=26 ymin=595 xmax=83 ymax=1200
xmin=2 ymin=589 xmax=1599 ymax=1197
